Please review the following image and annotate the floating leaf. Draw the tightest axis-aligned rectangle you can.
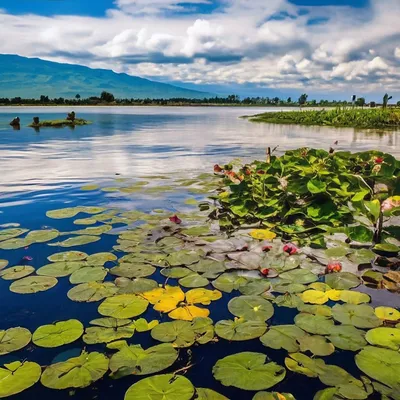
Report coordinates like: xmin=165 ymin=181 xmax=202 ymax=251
xmin=10 ymin=276 xmax=58 ymax=294
xmin=366 ymin=327 xmax=400 ymax=350
xmin=0 ymin=228 xmax=28 ymax=242
xmin=37 ymin=261 xmax=86 ymax=277
xmin=46 ymin=207 xmax=106 ymax=220
xmin=116 ymin=277 xmax=158 ymax=294
xmin=331 ymin=304 xmax=382 ymax=329
xmin=166 ymin=250 xmax=202 ymax=266
xmin=160 ymin=267 xmax=192 ymax=279
xmin=69 ymin=267 xmax=108 ymax=284
xmin=83 ymin=318 xmax=136 ymax=344
xmin=0 ymin=266 xmax=34 ymax=280
xmin=68 ymin=225 xmax=112 ymax=236
xmin=294 ymin=313 xmax=334 ymax=335
xmin=33 ymin=319 xmax=84 ymax=348
xmin=339 ymin=290 xmax=370 ymax=305
xmin=0 ymin=260 xmax=8 ymax=270
xmin=108 ymin=341 xmax=178 ymax=378
xmin=98 ymin=294 xmax=148 ymax=319
xmin=325 ymin=272 xmax=361 ymax=290
xmin=279 ymin=269 xmax=318 ymax=284
xmin=41 ymin=351 xmax=109 ymax=389
xmin=253 ymin=393 xmax=295 ymax=400
xmin=327 ymin=325 xmax=367 ymax=351
xmin=272 ymin=282 xmax=306 ymax=294
xmin=284 ymin=352 xmax=323 ymax=378
xmin=86 ymin=252 xmax=117 ymax=265
xmin=298 ymin=304 xmax=332 ymax=317
xmin=375 ymin=306 xmax=400 ymax=322
xmin=134 ymin=318 xmax=159 ymax=332
xmin=212 ymin=273 xmax=248 ymax=293
xmin=274 ymin=293 xmax=304 ymax=309
xmin=179 ymin=272 xmax=209 ymax=288
xmin=240 ymin=279 xmax=271 ymax=296
xmin=250 ymin=230 xmax=277 ymax=240
xmin=215 ymin=319 xmax=267 ymax=341
xmin=298 ymin=334 xmax=335 ymax=356
xmin=0 ymin=361 xmax=41 ymax=397
xmin=81 ymin=184 xmax=99 ymax=191
xmin=67 ymin=282 xmax=118 ymax=302
xmin=355 ymin=346 xmax=400 ymax=389
xmin=49 ymin=235 xmax=100 ymax=248
xmin=188 ymin=259 xmax=226 ymax=279
xmin=212 ymin=352 xmax=286 ymax=391
xmin=196 ymin=388 xmax=229 ymax=400
xmin=298 ymin=290 xmax=330 ymax=305
xmin=110 ymin=263 xmax=156 ymax=279
xmin=47 ymin=251 xmax=88 ymax=262
xmin=228 ymin=295 xmax=274 ymax=322
xmin=0 ymin=327 xmax=31 ymax=355
xmin=260 ymin=325 xmax=306 ymax=353
xmin=25 ymin=229 xmax=59 ymax=243
xmin=124 ymin=374 xmax=195 ymax=400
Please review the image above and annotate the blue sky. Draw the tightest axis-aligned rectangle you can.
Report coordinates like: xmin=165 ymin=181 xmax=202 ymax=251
xmin=0 ymin=0 xmax=398 ymax=100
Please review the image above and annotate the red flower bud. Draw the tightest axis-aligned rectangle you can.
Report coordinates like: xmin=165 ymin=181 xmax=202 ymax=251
xmin=262 ymin=245 xmax=273 ymax=252
xmin=325 ymin=261 xmax=342 ymax=274
xmin=283 ymin=243 xmax=298 ymax=255
xmin=169 ymin=215 xmax=182 ymax=224
xmin=375 ymin=157 xmax=384 ymax=164
xmin=261 ymin=268 xmax=270 ymax=276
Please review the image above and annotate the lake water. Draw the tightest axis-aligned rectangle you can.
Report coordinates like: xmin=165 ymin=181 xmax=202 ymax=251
xmin=0 ymin=106 xmax=398 ymax=400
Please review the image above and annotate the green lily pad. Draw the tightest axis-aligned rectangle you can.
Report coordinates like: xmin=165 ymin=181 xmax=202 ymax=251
xmin=355 ymin=346 xmax=400 ymax=389
xmin=98 ymin=294 xmax=148 ymax=319
xmin=69 ymin=267 xmax=108 ymax=284
xmin=284 ymin=352 xmax=324 ymax=378
xmin=46 ymin=206 xmax=106 ymax=219
xmin=240 ymin=279 xmax=271 ymax=295
xmin=212 ymin=273 xmax=248 ymax=293
xmin=25 ymin=229 xmax=59 ymax=243
xmin=0 ymin=361 xmax=41 ymax=397
xmin=0 ymin=237 xmax=30 ymax=250
xmin=166 ymin=250 xmax=202 ymax=266
xmin=294 ymin=313 xmax=334 ymax=335
xmin=196 ymin=388 xmax=229 ymax=400
xmin=374 ymin=243 xmax=400 ymax=254
xmin=331 ymin=304 xmax=382 ymax=329
xmin=327 ymin=325 xmax=367 ymax=351
xmin=37 ymin=261 xmax=86 ymax=277
xmin=124 ymin=374 xmax=195 ymax=400
xmin=188 ymin=259 xmax=226 ymax=279
xmin=0 ymin=327 xmax=31 ymax=355
xmin=74 ymin=218 xmax=97 ymax=225
xmin=272 ymin=282 xmax=307 ymax=294
xmin=41 ymin=351 xmax=109 ymax=389
xmin=108 ymin=341 xmax=178 ymax=378
xmin=48 ymin=235 xmax=101 ymax=248
xmin=298 ymin=334 xmax=335 ymax=356
xmin=215 ymin=319 xmax=267 ymax=341
xmin=212 ymin=352 xmax=286 ymax=391
xmin=365 ymin=327 xmax=400 ymax=350
xmin=228 ymin=295 xmax=274 ymax=322
xmin=83 ymin=318 xmax=136 ymax=344
xmin=160 ymin=267 xmax=192 ymax=278
xmin=86 ymin=252 xmax=117 ymax=265
xmin=274 ymin=293 xmax=304 ymax=309
xmin=115 ymin=277 xmax=158 ymax=294
xmin=0 ymin=228 xmax=28 ymax=242
xmin=68 ymin=282 xmax=118 ymax=302
xmin=110 ymin=263 xmax=156 ymax=279
xmin=10 ymin=276 xmax=58 ymax=294
xmin=0 ymin=266 xmax=34 ymax=280
xmin=68 ymin=225 xmax=112 ymax=236
xmin=33 ymin=319 xmax=84 ymax=348
xmin=279 ymin=269 xmax=318 ymax=284
xmin=0 ymin=260 xmax=8 ymax=270
xmin=253 ymin=393 xmax=296 ymax=400
xmin=47 ymin=251 xmax=88 ymax=262
xmin=179 ymin=272 xmax=209 ymax=288
xmin=339 ymin=290 xmax=370 ymax=305
xmin=298 ymin=304 xmax=332 ymax=317
xmin=134 ymin=318 xmax=159 ymax=332
xmin=325 ymin=272 xmax=361 ymax=290
xmin=260 ymin=325 xmax=306 ymax=353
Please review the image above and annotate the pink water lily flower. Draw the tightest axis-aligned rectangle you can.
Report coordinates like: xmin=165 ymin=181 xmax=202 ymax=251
xmin=169 ymin=215 xmax=182 ymax=224
xmin=283 ymin=243 xmax=298 ymax=255
xmin=22 ymin=256 xmax=33 ymax=261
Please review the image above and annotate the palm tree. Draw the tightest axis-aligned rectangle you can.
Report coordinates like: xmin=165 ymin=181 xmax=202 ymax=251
xmin=383 ymin=93 xmax=392 ymax=109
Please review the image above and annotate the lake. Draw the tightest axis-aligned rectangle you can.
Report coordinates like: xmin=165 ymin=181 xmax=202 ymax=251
xmin=0 ymin=106 xmax=398 ymax=400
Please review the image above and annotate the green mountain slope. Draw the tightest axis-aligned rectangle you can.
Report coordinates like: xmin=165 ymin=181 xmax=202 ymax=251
xmin=0 ymin=54 xmax=213 ymax=99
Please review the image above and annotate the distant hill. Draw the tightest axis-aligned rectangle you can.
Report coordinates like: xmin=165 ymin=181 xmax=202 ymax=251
xmin=0 ymin=54 xmax=214 ymax=99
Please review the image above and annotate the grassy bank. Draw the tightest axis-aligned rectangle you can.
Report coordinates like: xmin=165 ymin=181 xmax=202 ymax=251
xmin=246 ymin=108 xmax=400 ymax=128
xmin=28 ymin=118 xmax=91 ymax=127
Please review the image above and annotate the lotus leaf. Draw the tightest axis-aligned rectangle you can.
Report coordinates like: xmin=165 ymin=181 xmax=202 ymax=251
xmin=272 ymin=282 xmax=306 ymax=294
xmin=212 ymin=273 xmax=248 ymax=293
xmin=294 ymin=313 xmax=334 ymax=335
xmin=134 ymin=318 xmax=159 ymax=332
xmin=325 ymin=272 xmax=361 ymax=290
xmin=67 ymin=282 xmax=118 ymax=302
xmin=212 ymin=352 xmax=286 ymax=391
xmin=179 ymin=272 xmax=209 ymax=288
xmin=10 ymin=276 xmax=58 ymax=294
xmin=260 ymin=325 xmax=306 ymax=353
xmin=49 ymin=235 xmax=100 ymax=248
xmin=0 ymin=361 xmax=41 ymax=397
xmin=47 ymin=251 xmax=88 ymax=262
xmin=331 ymin=304 xmax=381 ymax=328
xmin=110 ymin=263 xmax=156 ymax=278
xmin=0 ymin=327 xmax=31 ymax=355
xmin=82 ymin=318 xmax=136 ymax=344
xmin=250 ymin=229 xmax=277 ymax=240
xmin=98 ymin=294 xmax=148 ymax=319
xmin=161 ymin=267 xmax=191 ymax=278
xmin=284 ymin=353 xmax=324 ymax=378
xmin=375 ymin=306 xmax=400 ymax=321
xmin=215 ymin=319 xmax=267 ymax=341
xmin=196 ymin=388 xmax=229 ymax=400
xmin=69 ymin=267 xmax=108 ymax=284
xmin=365 ymin=327 xmax=400 ymax=350
xmin=116 ymin=277 xmax=158 ymax=294
xmin=298 ymin=304 xmax=332 ymax=317
xmin=253 ymin=393 xmax=295 ymax=400
xmin=240 ymin=279 xmax=271 ymax=295
xmin=108 ymin=341 xmax=178 ymax=378
xmin=0 ymin=266 xmax=34 ymax=280
xmin=339 ymin=290 xmax=370 ymax=305
xmin=298 ymin=334 xmax=335 ymax=356
xmin=37 ymin=261 xmax=86 ymax=277
xmin=124 ymin=374 xmax=195 ymax=400
xmin=274 ymin=293 xmax=304 ymax=309
xmin=33 ymin=319 xmax=84 ymax=348
xmin=86 ymin=252 xmax=117 ymax=265
xmin=355 ymin=346 xmax=400 ymax=389
xmin=166 ymin=250 xmax=202 ymax=266
xmin=279 ymin=269 xmax=318 ymax=284
xmin=41 ymin=351 xmax=109 ymax=389
xmin=228 ymin=295 xmax=274 ymax=322
xmin=327 ymin=325 xmax=367 ymax=351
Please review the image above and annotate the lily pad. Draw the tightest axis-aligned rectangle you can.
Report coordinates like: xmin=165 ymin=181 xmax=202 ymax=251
xmin=298 ymin=304 xmax=332 ymax=317
xmin=331 ymin=304 xmax=382 ymax=329
xmin=10 ymin=276 xmax=58 ymax=294
xmin=339 ymin=290 xmax=370 ymax=305
xmin=228 ymin=295 xmax=274 ymax=322
xmin=33 ymin=319 xmax=84 ymax=348
xmin=366 ymin=327 xmax=400 ymax=350
xmin=0 ymin=266 xmax=34 ymax=280
xmin=108 ymin=341 xmax=178 ymax=378
xmin=253 ymin=393 xmax=295 ymax=400
xmin=41 ymin=351 xmax=109 ymax=389
xmin=188 ymin=259 xmax=226 ymax=279
xmin=284 ymin=352 xmax=323 ymax=378
xmin=327 ymin=325 xmax=367 ymax=351
xmin=25 ymin=229 xmax=59 ymax=243
xmin=49 ymin=235 xmax=100 ymax=248
xmin=196 ymin=388 xmax=229 ymax=400
xmin=260 ymin=325 xmax=306 ymax=353
xmin=179 ymin=272 xmax=209 ymax=288
xmin=0 ymin=361 xmax=41 ymax=397
xmin=212 ymin=352 xmax=286 ymax=391
xmin=0 ymin=228 xmax=28 ymax=242
xmin=325 ymin=272 xmax=361 ymax=290
xmin=37 ymin=261 xmax=86 ymax=277
xmin=115 ymin=277 xmax=158 ymax=294
xmin=124 ymin=374 xmax=195 ymax=400
xmin=46 ymin=206 xmax=106 ymax=219
xmin=0 ymin=260 xmax=8 ymax=270
xmin=69 ymin=267 xmax=108 ymax=284
xmin=0 ymin=327 xmax=31 ymax=355
xmin=294 ymin=313 xmax=334 ymax=335
xmin=250 ymin=229 xmax=277 ymax=240
xmin=215 ymin=319 xmax=267 ymax=341
xmin=279 ymin=269 xmax=318 ymax=284
xmin=375 ymin=306 xmax=400 ymax=322
xmin=83 ymin=318 xmax=136 ymax=344
xmin=47 ymin=251 xmax=88 ymax=262
xmin=68 ymin=225 xmax=112 ymax=236
xmin=240 ymin=279 xmax=271 ymax=295
xmin=212 ymin=273 xmax=248 ymax=293
xmin=160 ymin=267 xmax=192 ymax=279
xmin=298 ymin=334 xmax=335 ymax=356
xmin=110 ymin=263 xmax=156 ymax=279
xmin=98 ymin=294 xmax=148 ymax=319
xmin=166 ymin=250 xmax=202 ymax=266
xmin=67 ymin=282 xmax=118 ymax=302
xmin=86 ymin=252 xmax=117 ymax=265
xmin=272 ymin=282 xmax=306 ymax=294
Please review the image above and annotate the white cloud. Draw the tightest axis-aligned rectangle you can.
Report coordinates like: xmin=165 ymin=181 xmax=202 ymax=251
xmin=0 ymin=0 xmax=399 ymax=94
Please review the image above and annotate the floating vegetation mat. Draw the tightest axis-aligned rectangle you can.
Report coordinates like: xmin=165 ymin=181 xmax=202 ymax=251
xmin=0 ymin=148 xmax=399 ymax=399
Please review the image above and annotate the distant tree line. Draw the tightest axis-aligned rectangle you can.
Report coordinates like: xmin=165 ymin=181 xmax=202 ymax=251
xmin=0 ymin=91 xmax=398 ymax=107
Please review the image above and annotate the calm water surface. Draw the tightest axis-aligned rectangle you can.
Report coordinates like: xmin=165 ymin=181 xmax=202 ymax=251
xmin=0 ymin=107 xmax=397 ymax=400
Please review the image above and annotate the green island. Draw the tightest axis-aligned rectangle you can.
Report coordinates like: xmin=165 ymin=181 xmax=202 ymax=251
xmin=246 ymin=107 xmax=400 ymax=129
xmin=28 ymin=118 xmax=91 ymax=128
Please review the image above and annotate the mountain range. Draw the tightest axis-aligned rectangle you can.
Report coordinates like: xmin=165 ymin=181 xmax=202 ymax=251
xmin=0 ymin=54 xmax=213 ymax=99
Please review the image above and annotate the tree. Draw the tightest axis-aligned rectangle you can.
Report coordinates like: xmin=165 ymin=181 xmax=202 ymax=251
xmin=40 ymin=95 xmax=49 ymax=103
xmin=397 ymin=101 xmax=400 ymax=107
xmin=100 ymin=91 xmax=115 ymax=103
xmin=355 ymin=97 xmax=366 ymax=108
xmin=75 ymin=94 xmax=81 ymax=100
xmin=383 ymin=93 xmax=392 ymax=109
xmin=287 ymin=97 xmax=292 ymax=104
xmin=298 ymin=93 xmax=308 ymax=107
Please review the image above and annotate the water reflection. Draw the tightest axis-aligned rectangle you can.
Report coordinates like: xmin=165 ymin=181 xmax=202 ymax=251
xmin=0 ymin=106 xmax=398 ymax=196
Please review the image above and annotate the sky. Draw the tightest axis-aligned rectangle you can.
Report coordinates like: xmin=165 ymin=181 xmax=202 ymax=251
xmin=0 ymin=0 xmax=399 ymax=100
